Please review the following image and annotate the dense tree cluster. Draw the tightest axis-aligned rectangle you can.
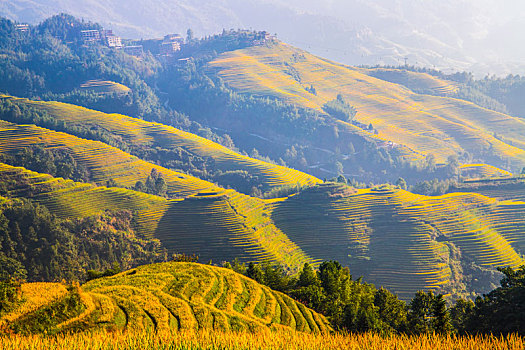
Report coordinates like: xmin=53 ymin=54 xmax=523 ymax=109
xmin=322 ymin=94 xmax=357 ymax=122
xmin=0 ymin=198 xmax=167 ymax=282
xmin=224 ymin=259 xmax=525 ymax=336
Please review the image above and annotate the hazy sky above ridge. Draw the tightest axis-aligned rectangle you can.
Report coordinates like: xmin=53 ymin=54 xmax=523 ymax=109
xmin=1 ymin=0 xmax=524 ymax=75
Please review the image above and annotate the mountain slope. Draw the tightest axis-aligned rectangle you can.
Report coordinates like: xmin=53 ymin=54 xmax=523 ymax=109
xmin=1 ymin=95 xmax=321 ymax=192
xmin=3 ymin=0 xmax=525 ymax=76
xmin=0 ymin=120 xmax=219 ymax=198
xmin=270 ymin=183 xmax=525 ymax=299
xmin=207 ymin=42 xmax=525 ymax=170
xmin=0 ymin=161 xmax=312 ymax=270
xmin=2 ymin=262 xmax=332 ymax=334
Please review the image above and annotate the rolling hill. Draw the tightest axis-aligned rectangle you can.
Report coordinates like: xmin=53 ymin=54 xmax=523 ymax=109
xmin=269 ymin=183 xmax=525 ymax=299
xmin=1 ymin=262 xmax=332 ymax=334
xmin=0 ymin=95 xmax=321 ymax=193
xmin=0 ymin=100 xmax=524 ymax=298
xmin=0 ymin=161 xmax=312 ymax=271
xmin=2 ymin=154 xmax=524 ymax=299
xmin=207 ymin=42 xmax=525 ymax=171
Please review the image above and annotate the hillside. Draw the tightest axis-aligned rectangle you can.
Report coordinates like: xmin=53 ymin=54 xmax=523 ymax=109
xmin=207 ymin=42 xmax=525 ymax=174
xmin=0 ymin=107 xmax=523 ymax=298
xmin=3 ymin=156 xmax=524 ymax=299
xmin=0 ymin=95 xmax=321 ymax=193
xmin=1 ymin=262 xmax=332 ymax=334
xmin=0 ymin=161 xmax=313 ymax=271
xmin=269 ymin=183 xmax=525 ymax=299
xmin=0 ymin=120 xmax=219 ymax=198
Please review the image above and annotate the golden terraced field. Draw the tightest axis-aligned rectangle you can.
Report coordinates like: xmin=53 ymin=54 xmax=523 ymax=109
xmin=208 ymin=43 xmax=525 ymax=167
xmin=269 ymin=183 xmax=525 ymax=299
xmin=0 ymin=120 xmax=219 ymax=198
xmin=79 ymin=80 xmax=131 ymax=95
xmin=359 ymin=68 xmax=459 ymax=96
xmin=459 ymin=164 xmax=513 ymax=179
xmin=1 ymin=262 xmax=332 ymax=335
xmin=0 ymin=162 xmax=312 ymax=270
xmin=0 ymin=96 xmax=523 ymax=297
xmin=1 ymin=157 xmax=524 ymax=297
xmin=0 ymin=96 xmax=321 ymax=190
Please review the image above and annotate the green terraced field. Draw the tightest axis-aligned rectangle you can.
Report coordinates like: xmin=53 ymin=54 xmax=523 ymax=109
xmin=0 ymin=120 xmax=220 ymax=198
xmin=270 ymin=183 xmax=525 ymax=299
xmin=0 ymin=162 xmax=312 ymax=270
xmin=2 ymin=262 xmax=332 ymax=335
xmin=0 ymin=96 xmax=321 ymax=191
xmin=208 ymin=43 xmax=525 ymax=168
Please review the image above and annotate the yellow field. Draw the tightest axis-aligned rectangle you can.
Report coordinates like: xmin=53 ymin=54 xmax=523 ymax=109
xmin=0 ymin=162 xmax=312 ymax=270
xmin=208 ymin=43 xmax=525 ymax=167
xmin=359 ymin=68 xmax=459 ymax=96
xmin=459 ymin=164 xmax=513 ymax=179
xmin=2 ymin=262 xmax=331 ymax=336
xmin=269 ymin=183 xmax=525 ymax=299
xmin=0 ymin=95 xmax=321 ymax=190
xmin=0 ymin=329 xmax=523 ymax=350
xmin=79 ymin=80 xmax=131 ymax=95
xmin=0 ymin=120 xmax=219 ymax=198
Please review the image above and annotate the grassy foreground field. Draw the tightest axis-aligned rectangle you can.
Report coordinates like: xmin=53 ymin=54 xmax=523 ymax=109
xmin=0 ymin=330 xmax=523 ymax=350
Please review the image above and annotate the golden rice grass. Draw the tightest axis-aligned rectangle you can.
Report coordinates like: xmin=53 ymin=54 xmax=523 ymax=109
xmin=0 ymin=329 xmax=523 ymax=350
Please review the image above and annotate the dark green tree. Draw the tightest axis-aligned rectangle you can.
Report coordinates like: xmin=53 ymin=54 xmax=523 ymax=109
xmin=466 ymin=266 xmax=525 ymax=335
xmin=246 ymin=262 xmax=264 ymax=284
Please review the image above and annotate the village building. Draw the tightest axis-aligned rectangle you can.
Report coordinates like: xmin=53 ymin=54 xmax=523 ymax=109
xmin=81 ymin=29 xmax=101 ymax=42
xmin=124 ymin=45 xmax=144 ymax=57
xmin=15 ymin=24 xmax=29 ymax=33
xmin=105 ymin=34 xmax=122 ymax=48
xmin=159 ymin=41 xmax=181 ymax=55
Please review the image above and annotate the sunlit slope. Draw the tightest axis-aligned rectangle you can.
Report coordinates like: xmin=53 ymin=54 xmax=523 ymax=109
xmin=208 ymin=43 xmax=525 ymax=167
xmin=79 ymin=80 xmax=131 ymax=95
xmin=3 ymin=262 xmax=332 ymax=334
xmin=359 ymin=68 xmax=459 ymax=96
xmin=459 ymin=164 xmax=513 ymax=179
xmin=0 ymin=162 xmax=311 ymax=269
xmin=270 ymin=183 xmax=525 ymax=299
xmin=454 ymin=178 xmax=525 ymax=202
xmin=0 ymin=120 xmax=219 ymax=198
xmin=0 ymin=96 xmax=321 ymax=190
xmin=0 ymin=162 xmax=170 ymax=236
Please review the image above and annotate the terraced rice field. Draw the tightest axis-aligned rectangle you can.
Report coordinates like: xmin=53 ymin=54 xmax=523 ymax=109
xmin=0 ymin=162 xmax=311 ymax=270
xmin=0 ymin=120 xmax=220 ymax=198
xmin=270 ymin=183 xmax=525 ymax=299
xmin=208 ymin=43 xmax=525 ymax=167
xmin=0 ymin=162 xmax=170 ymax=236
xmin=2 ymin=262 xmax=332 ymax=335
xmin=0 ymin=96 xmax=321 ymax=190
xmin=454 ymin=178 xmax=525 ymax=202
xmin=360 ymin=68 xmax=459 ymax=96
xmin=79 ymin=80 xmax=131 ymax=95
xmin=459 ymin=164 xmax=513 ymax=179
